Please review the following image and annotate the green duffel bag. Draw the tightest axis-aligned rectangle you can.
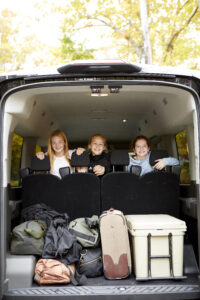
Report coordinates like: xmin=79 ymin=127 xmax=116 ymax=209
xmin=68 ymin=215 xmax=100 ymax=248
xmin=11 ymin=220 xmax=47 ymax=255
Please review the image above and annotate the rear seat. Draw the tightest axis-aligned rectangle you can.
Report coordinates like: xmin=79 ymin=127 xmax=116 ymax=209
xmin=101 ymin=150 xmax=140 ymax=214
xmin=102 ymin=149 xmax=180 ymax=217
xmin=62 ymin=151 xmax=101 ymax=218
xmin=21 ymin=150 xmax=180 ymax=217
xmin=21 ymin=156 xmax=61 ymax=210
xmin=22 ymin=153 xmax=101 ymax=218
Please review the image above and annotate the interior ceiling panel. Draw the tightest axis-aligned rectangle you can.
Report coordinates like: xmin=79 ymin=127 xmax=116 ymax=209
xmin=10 ymin=83 xmax=195 ymax=144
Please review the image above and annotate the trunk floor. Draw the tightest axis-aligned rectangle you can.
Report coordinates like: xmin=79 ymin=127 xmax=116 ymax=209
xmin=31 ymin=273 xmax=199 ymax=287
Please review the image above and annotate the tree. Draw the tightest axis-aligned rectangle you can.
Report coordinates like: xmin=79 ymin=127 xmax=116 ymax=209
xmin=54 ymin=35 xmax=95 ymax=62
xmin=0 ymin=9 xmax=18 ymax=72
xmin=61 ymin=0 xmax=200 ymax=69
xmin=139 ymin=0 xmax=152 ymax=64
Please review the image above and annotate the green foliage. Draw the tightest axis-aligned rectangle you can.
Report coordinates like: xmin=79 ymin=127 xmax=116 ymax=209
xmin=60 ymin=35 xmax=95 ymax=61
xmin=176 ymin=130 xmax=191 ymax=184
xmin=0 ymin=9 xmax=18 ymax=72
xmin=11 ymin=133 xmax=23 ymax=186
xmin=1 ymin=0 xmax=200 ymax=70
xmin=61 ymin=0 xmax=200 ymax=69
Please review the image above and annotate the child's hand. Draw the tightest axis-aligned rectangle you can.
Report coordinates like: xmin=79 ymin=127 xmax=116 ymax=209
xmin=93 ymin=165 xmax=105 ymax=176
xmin=76 ymin=147 xmax=85 ymax=155
xmin=36 ymin=152 xmax=45 ymax=160
xmin=76 ymin=167 xmax=88 ymax=173
xmin=153 ymin=159 xmax=165 ymax=170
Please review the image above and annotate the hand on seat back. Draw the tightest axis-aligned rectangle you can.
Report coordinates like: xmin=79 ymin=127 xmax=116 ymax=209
xmin=93 ymin=165 xmax=105 ymax=176
xmin=76 ymin=147 xmax=86 ymax=155
xmin=153 ymin=159 xmax=165 ymax=170
xmin=36 ymin=152 xmax=46 ymax=160
xmin=76 ymin=166 xmax=88 ymax=173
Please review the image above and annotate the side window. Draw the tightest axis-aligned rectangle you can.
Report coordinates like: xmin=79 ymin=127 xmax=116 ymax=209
xmin=35 ymin=144 xmax=42 ymax=154
xmin=10 ymin=133 xmax=23 ymax=186
xmin=176 ymin=130 xmax=191 ymax=184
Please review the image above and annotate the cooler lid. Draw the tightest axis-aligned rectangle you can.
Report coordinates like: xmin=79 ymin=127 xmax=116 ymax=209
xmin=126 ymin=214 xmax=187 ymax=230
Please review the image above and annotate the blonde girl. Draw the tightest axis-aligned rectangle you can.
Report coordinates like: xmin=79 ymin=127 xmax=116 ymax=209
xmin=37 ymin=129 xmax=77 ymax=178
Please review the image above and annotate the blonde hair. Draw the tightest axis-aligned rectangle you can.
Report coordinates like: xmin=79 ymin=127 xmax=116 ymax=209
xmin=47 ymin=130 xmax=71 ymax=171
xmin=88 ymin=134 xmax=107 ymax=151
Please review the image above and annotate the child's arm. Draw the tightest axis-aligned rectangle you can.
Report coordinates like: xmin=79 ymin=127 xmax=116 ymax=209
xmin=154 ymin=157 xmax=179 ymax=170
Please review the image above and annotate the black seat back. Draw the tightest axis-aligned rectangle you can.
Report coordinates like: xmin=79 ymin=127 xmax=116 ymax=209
xmin=140 ymin=171 xmax=180 ymax=217
xmin=71 ymin=151 xmax=90 ymax=168
xmin=149 ymin=149 xmax=169 ymax=167
xmin=101 ymin=172 xmax=140 ymax=214
xmin=31 ymin=156 xmax=50 ymax=172
xmin=60 ymin=173 xmax=100 ymax=218
xmin=110 ymin=150 xmax=129 ymax=171
xmin=22 ymin=156 xmax=61 ymax=210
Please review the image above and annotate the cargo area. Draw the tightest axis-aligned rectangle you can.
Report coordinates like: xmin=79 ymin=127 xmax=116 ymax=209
xmin=1 ymin=68 xmax=200 ymax=299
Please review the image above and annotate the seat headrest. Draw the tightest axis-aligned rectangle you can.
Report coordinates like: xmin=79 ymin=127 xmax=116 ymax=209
xmin=130 ymin=165 xmax=142 ymax=176
xmin=59 ymin=167 xmax=71 ymax=178
xmin=31 ymin=156 xmax=50 ymax=171
xmin=111 ymin=150 xmax=129 ymax=166
xmin=149 ymin=150 xmax=169 ymax=166
xmin=70 ymin=151 xmax=90 ymax=167
xmin=19 ymin=167 xmax=30 ymax=179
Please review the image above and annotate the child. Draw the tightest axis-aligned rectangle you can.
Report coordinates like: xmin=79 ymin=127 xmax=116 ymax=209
xmin=77 ymin=134 xmax=111 ymax=177
xmin=36 ymin=129 xmax=83 ymax=178
xmin=127 ymin=135 xmax=179 ymax=176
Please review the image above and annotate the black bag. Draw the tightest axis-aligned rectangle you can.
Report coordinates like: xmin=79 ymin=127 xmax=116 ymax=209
xmin=42 ymin=215 xmax=82 ymax=265
xmin=78 ymin=248 xmax=103 ymax=278
xmin=21 ymin=203 xmax=69 ymax=227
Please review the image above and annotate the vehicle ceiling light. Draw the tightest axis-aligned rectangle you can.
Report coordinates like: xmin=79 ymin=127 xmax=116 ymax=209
xmin=91 ymin=87 xmax=102 ymax=94
xmin=90 ymin=86 xmax=108 ymax=97
xmin=109 ymin=85 xmax=122 ymax=93
xmin=91 ymin=93 xmax=108 ymax=97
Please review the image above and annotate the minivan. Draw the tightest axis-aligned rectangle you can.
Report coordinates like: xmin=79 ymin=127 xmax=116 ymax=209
xmin=1 ymin=60 xmax=200 ymax=299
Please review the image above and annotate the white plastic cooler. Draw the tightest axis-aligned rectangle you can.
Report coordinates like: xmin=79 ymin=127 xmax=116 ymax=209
xmin=125 ymin=214 xmax=187 ymax=280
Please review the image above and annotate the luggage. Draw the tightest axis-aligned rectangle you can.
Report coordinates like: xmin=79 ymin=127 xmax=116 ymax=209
xmin=34 ymin=259 xmax=75 ymax=285
xmin=42 ymin=215 xmax=82 ymax=264
xmin=78 ymin=247 xmax=103 ymax=278
xmin=99 ymin=208 xmax=131 ymax=279
xmin=68 ymin=215 xmax=100 ymax=248
xmin=10 ymin=220 xmax=47 ymax=255
xmin=21 ymin=203 xmax=69 ymax=227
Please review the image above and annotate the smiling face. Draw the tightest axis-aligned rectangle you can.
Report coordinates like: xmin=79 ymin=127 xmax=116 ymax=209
xmin=51 ymin=135 xmax=65 ymax=156
xmin=89 ymin=136 xmax=106 ymax=156
xmin=133 ymin=138 xmax=150 ymax=160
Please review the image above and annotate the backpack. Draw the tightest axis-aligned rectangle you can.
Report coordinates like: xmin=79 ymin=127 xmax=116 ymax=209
xmin=68 ymin=215 xmax=100 ymax=248
xmin=10 ymin=220 xmax=47 ymax=255
xmin=42 ymin=215 xmax=82 ymax=264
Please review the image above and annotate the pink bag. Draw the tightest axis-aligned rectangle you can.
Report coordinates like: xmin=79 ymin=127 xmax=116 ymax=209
xmin=34 ymin=259 xmax=75 ymax=285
